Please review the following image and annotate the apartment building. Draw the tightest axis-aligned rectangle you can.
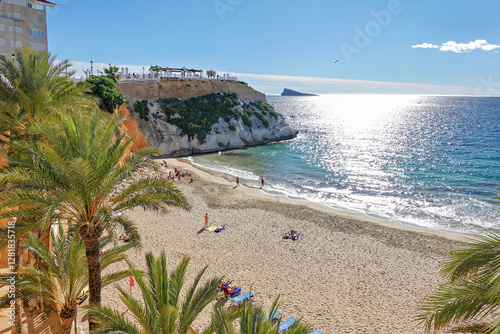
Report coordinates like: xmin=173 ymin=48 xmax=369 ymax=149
xmin=0 ymin=0 xmax=55 ymax=59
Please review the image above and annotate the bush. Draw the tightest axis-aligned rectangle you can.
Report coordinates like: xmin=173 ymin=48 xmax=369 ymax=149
xmin=133 ymin=100 xmax=150 ymax=121
xmin=158 ymin=93 xmax=242 ymax=142
xmin=241 ymin=113 xmax=252 ymax=128
xmin=228 ymin=125 xmax=237 ymax=132
xmin=86 ymin=76 xmax=126 ymax=113
xmin=250 ymin=101 xmax=281 ymax=119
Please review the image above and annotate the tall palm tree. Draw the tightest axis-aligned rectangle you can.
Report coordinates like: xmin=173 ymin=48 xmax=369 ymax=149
xmin=87 ymin=250 xmax=221 ymax=334
xmin=0 ymin=225 xmax=133 ymax=334
xmin=0 ymin=47 xmax=92 ymax=334
xmin=419 ymin=233 xmax=500 ymax=333
xmin=204 ymin=296 xmax=312 ymax=334
xmin=0 ymin=108 xmax=190 ymax=330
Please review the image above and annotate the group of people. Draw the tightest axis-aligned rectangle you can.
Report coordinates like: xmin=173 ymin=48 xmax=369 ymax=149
xmin=234 ymin=177 xmax=265 ymax=188
xmin=168 ymin=167 xmax=192 ymax=182
xmin=204 ymin=213 xmax=224 ymax=232
xmin=283 ymin=230 xmax=300 ymax=241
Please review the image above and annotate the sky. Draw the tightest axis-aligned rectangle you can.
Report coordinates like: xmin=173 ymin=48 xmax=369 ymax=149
xmin=46 ymin=0 xmax=500 ymax=95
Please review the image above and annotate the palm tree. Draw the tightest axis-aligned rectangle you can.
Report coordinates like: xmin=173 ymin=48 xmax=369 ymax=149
xmin=0 ymin=108 xmax=190 ymax=331
xmin=0 ymin=225 xmax=133 ymax=334
xmin=0 ymin=47 xmax=92 ymax=334
xmin=0 ymin=47 xmax=91 ymax=142
xmin=419 ymin=233 xmax=500 ymax=333
xmin=204 ymin=295 xmax=312 ymax=334
xmin=87 ymin=250 xmax=221 ymax=334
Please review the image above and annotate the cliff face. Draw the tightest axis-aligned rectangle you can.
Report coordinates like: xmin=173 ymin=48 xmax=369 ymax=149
xmin=117 ymin=79 xmax=266 ymax=103
xmin=126 ymin=94 xmax=297 ymax=157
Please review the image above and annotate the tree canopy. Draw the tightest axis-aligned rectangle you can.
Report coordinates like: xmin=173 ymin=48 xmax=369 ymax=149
xmin=85 ymin=76 xmax=126 ymax=113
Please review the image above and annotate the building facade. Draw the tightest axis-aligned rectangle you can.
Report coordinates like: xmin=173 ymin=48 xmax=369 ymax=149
xmin=0 ymin=0 xmax=55 ymax=59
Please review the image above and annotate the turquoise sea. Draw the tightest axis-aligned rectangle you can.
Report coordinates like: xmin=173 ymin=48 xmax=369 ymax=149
xmin=190 ymin=95 xmax=500 ymax=235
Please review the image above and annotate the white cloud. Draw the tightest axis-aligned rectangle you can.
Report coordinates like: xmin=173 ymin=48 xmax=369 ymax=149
xmin=412 ymin=39 xmax=500 ymax=53
xmin=411 ymin=43 xmax=439 ymax=49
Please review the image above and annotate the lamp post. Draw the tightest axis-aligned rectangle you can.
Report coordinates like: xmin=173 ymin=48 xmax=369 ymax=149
xmin=90 ymin=60 xmax=93 ymax=76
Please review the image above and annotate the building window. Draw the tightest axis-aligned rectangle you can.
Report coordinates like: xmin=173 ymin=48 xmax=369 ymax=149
xmin=15 ymin=41 xmax=22 ymax=47
xmin=0 ymin=39 xmax=5 ymax=46
xmin=28 ymin=3 xmax=34 ymax=8
xmin=13 ymin=13 xmax=20 ymax=20
xmin=9 ymin=41 xmax=14 ymax=47
xmin=14 ymin=27 xmax=21 ymax=34
xmin=29 ymin=42 xmax=45 ymax=51
xmin=0 ymin=24 xmax=4 ymax=31
xmin=8 ymin=26 xmax=13 ymax=32
xmin=29 ymin=29 xmax=45 ymax=38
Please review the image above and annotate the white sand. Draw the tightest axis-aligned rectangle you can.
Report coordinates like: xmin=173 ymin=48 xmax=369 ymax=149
xmin=101 ymin=158 xmax=460 ymax=333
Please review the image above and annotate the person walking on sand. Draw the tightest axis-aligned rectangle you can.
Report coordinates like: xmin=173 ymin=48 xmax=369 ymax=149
xmin=261 ymin=178 xmax=264 ymax=188
xmin=236 ymin=177 xmax=240 ymax=187
xmin=205 ymin=213 xmax=209 ymax=229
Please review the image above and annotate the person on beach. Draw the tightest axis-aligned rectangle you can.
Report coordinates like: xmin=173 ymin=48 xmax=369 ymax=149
xmin=236 ymin=177 xmax=239 ymax=187
xmin=261 ymin=178 xmax=264 ymax=188
xmin=205 ymin=213 xmax=209 ymax=229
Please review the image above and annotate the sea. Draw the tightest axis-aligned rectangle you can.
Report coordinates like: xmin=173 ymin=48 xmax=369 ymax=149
xmin=189 ymin=95 xmax=500 ymax=235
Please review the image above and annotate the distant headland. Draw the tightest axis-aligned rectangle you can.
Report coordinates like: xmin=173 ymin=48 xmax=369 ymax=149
xmin=281 ymin=88 xmax=318 ymax=96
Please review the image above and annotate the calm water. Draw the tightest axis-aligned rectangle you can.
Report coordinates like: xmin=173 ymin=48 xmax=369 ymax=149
xmin=190 ymin=95 xmax=500 ymax=235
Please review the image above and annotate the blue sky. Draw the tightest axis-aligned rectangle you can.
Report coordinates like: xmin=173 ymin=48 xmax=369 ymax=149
xmin=46 ymin=0 xmax=500 ymax=95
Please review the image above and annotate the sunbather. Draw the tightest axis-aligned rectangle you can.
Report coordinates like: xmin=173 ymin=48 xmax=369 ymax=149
xmin=221 ymin=285 xmax=241 ymax=296
xmin=291 ymin=230 xmax=298 ymax=240
xmin=218 ymin=279 xmax=232 ymax=289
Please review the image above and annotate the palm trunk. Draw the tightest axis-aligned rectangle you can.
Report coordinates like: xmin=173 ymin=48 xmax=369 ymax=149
xmin=60 ymin=308 xmax=77 ymax=334
xmin=11 ymin=237 xmax=22 ymax=334
xmin=80 ymin=224 xmax=102 ymax=332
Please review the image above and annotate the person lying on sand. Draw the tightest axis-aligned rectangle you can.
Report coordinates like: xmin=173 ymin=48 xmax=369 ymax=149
xmin=282 ymin=230 xmax=299 ymax=240
xmin=221 ymin=285 xmax=241 ymax=296
xmin=218 ymin=279 xmax=233 ymax=289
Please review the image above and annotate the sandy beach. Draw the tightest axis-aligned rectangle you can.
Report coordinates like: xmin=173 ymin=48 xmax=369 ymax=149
xmin=101 ymin=158 xmax=461 ymax=333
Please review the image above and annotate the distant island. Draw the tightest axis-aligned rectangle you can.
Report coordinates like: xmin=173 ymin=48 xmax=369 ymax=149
xmin=281 ymin=88 xmax=318 ymax=96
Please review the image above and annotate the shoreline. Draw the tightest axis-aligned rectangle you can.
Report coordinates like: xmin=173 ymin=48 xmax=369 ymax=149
xmin=101 ymin=158 xmax=460 ymax=333
xmin=178 ymin=157 xmax=466 ymax=242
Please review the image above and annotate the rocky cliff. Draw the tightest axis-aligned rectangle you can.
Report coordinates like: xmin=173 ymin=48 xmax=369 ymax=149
xmin=117 ymin=79 xmax=266 ymax=103
xmin=124 ymin=91 xmax=297 ymax=157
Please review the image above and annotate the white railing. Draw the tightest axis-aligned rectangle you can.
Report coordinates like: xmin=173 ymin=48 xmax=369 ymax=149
xmin=67 ymin=74 xmax=239 ymax=83
xmin=118 ymin=74 xmax=238 ymax=82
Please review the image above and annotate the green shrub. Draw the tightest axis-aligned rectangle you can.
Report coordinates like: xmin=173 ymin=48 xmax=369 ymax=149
xmin=250 ymin=101 xmax=281 ymax=119
xmin=228 ymin=125 xmax=237 ymax=132
xmin=133 ymin=100 xmax=150 ymax=121
xmin=158 ymin=93 xmax=242 ymax=142
xmin=86 ymin=76 xmax=126 ymax=114
xmin=241 ymin=113 xmax=252 ymax=128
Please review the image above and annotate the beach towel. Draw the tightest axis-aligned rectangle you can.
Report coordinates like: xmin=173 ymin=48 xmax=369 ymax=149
xmin=206 ymin=226 xmax=218 ymax=232
xmin=214 ymin=227 xmax=226 ymax=233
